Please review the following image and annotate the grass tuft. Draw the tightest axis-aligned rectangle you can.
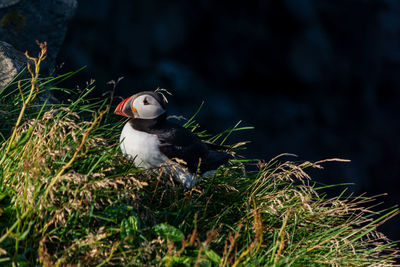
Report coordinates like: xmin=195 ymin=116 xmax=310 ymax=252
xmin=0 ymin=45 xmax=398 ymax=266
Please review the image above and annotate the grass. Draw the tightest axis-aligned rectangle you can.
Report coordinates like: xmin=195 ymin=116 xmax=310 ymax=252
xmin=0 ymin=43 xmax=399 ymax=266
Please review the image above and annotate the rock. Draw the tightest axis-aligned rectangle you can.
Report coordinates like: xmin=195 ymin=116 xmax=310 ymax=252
xmin=0 ymin=41 xmax=26 ymax=89
xmin=0 ymin=0 xmax=20 ymax=8
xmin=0 ymin=0 xmax=77 ymax=71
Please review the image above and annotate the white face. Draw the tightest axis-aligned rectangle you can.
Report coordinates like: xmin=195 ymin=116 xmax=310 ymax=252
xmin=131 ymin=94 xmax=165 ymax=119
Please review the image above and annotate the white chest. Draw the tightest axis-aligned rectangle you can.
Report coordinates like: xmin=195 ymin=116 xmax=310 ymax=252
xmin=119 ymin=122 xmax=201 ymax=189
xmin=120 ymin=122 xmax=168 ymax=169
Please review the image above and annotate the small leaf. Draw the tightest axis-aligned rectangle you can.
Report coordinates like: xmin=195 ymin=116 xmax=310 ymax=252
xmin=0 ymin=193 xmax=7 ymax=202
xmin=162 ymin=255 xmax=192 ymax=266
xmin=8 ymin=126 xmax=34 ymax=152
xmin=120 ymin=215 xmax=140 ymax=239
xmin=153 ymin=223 xmax=183 ymax=242
xmin=19 ymin=221 xmax=33 ymax=241
xmin=205 ymin=249 xmax=221 ymax=264
xmin=198 ymin=260 xmax=211 ymax=267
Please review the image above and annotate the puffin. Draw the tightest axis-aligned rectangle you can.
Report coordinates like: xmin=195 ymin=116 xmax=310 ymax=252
xmin=114 ymin=91 xmax=233 ymax=189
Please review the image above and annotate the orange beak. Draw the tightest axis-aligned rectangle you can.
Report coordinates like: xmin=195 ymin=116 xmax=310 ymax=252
xmin=114 ymin=96 xmax=136 ymax=117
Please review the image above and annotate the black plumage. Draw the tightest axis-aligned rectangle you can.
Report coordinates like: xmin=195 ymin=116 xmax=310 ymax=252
xmin=129 ymin=114 xmax=232 ymax=174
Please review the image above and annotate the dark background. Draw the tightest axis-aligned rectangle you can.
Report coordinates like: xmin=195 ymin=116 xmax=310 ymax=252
xmin=56 ymin=1 xmax=400 ymax=240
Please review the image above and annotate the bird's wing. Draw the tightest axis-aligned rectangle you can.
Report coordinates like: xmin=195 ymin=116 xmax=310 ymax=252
xmin=202 ymin=140 xmax=231 ymax=151
xmin=200 ymin=150 xmax=233 ymax=173
xmin=156 ymin=125 xmax=209 ymax=174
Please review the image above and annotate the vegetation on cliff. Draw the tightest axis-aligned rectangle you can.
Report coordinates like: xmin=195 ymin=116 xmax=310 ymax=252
xmin=0 ymin=44 xmax=398 ymax=266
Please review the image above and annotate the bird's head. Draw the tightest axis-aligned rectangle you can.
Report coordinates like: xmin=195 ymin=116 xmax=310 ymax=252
xmin=114 ymin=91 xmax=166 ymax=119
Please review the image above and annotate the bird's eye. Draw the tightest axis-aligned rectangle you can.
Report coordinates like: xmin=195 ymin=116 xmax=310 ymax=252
xmin=143 ymin=98 xmax=149 ymax=105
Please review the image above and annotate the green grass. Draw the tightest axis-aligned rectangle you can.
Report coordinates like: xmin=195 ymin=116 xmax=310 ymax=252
xmin=0 ymin=44 xmax=399 ymax=266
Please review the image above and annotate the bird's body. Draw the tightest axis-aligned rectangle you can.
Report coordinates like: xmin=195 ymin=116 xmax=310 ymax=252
xmin=115 ymin=91 xmax=232 ymax=189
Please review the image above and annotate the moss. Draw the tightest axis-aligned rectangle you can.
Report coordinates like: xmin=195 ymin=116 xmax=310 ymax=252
xmin=0 ymin=10 xmax=26 ymax=31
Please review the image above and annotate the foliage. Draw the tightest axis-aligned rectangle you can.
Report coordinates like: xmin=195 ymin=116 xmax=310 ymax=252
xmin=0 ymin=44 xmax=399 ymax=266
